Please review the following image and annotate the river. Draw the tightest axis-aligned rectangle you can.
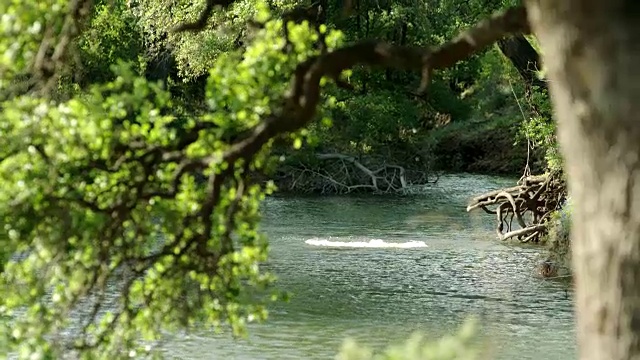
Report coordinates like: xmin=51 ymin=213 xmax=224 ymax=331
xmin=166 ymin=174 xmax=576 ymax=360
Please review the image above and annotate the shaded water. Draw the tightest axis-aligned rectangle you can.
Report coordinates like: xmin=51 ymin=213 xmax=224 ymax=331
xmin=168 ymin=174 xmax=576 ymax=360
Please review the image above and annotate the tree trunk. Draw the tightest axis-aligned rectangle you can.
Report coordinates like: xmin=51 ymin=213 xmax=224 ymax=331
xmin=497 ymin=34 xmax=546 ymax=90
xmin=526 ymin=1 xmax=640 ymax=359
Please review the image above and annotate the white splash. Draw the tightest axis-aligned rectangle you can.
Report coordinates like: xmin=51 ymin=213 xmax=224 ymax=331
xmin=305 ymin=238 xmax=428 ymax=248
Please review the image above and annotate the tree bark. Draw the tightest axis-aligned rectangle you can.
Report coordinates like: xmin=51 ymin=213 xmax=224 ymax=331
xmin=526 ymin=1 xmax=640 ymax=359
xmin=497 ymin=34 xmax=546 ymax=90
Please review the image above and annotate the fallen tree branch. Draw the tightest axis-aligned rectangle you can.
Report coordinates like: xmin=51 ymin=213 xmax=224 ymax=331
xmin=467 ymin=185 xmax=525 ymax=208
xmin=317 ymin=153 xmax=407 ymax=193
xmin=468 ymin=172 xmax=566 ymax=243
xmin=317 ymin=153 xmax=378 ymax=180
xmin=500 ymin=224 xmax=547 ymax=241
xmin=496 ymin=190 xmax=527 ymax=228
xmin=275 ymin=153 xmax=431 ymax=194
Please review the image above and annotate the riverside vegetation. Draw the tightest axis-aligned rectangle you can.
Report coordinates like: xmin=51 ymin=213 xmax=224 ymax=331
xmin=1 ymin=0 xmax=625 ymax=359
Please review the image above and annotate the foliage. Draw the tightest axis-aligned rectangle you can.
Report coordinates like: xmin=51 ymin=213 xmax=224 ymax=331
xmin=337 ymin=319 xmax=479 ymax=360
xmin=507 ymin=34 xmax=560 ymax=173
xmin=324 ymin=89 xmax=423 ymax=148
xmin=127 ymin=0 xmax=547 ymax=178
xmin=0 ymin=0 xmax=561 ymax=358
xmin=132 ymin=0 xmax=302 ymax=80
xmin=273 ymin=0 xmax=535 ymax=181
xmin=0 ymin=0 xmax=69 ymax=93
xmin=0 ymin=1 xmax=345 ymax=358
xmin=1 ymin=63 xmax=273 ymax=358
xmin=544 ymin=197 xmax=572 ymax=273
xmin=76 ymin=1 xmax=144 ymax=84
xmin=518 ymin=86 xmax=561 ymax=172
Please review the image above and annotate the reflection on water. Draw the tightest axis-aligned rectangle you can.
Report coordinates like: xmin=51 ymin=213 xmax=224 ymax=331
xmin=166 ymin=174 xmax=576 ymax=360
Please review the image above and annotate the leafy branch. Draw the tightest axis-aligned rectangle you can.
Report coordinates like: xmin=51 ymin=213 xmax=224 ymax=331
xmin=0 ymin=2 xmax=532 ymax=358
xmin=207 ymin=5 xmax=530 ymax=177
xmin=171 ymin=0 xmax=237 ymax=33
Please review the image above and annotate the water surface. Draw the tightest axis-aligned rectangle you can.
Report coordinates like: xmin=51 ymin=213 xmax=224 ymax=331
xmin=168 ymin=174 xmax=576 ymax=360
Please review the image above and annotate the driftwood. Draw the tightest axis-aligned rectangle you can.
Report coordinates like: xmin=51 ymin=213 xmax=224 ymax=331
xmin=276 ymin=153 xmax=438 ymax=194
xmin=467 ymin=171 xmax=566 ymax=243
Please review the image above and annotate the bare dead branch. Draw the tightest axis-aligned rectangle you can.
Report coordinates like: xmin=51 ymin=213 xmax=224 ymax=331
xmin=496 ymin=191 xmax=527 ymax=228
xmin=468 ymin=172 xmax=566 ymax=243
xmin=316 ymin=153 xmax=410 ymax=192
xmin=500 ymin=224 xmax=547 ymax=241
xmin=276 ymin=153 xmax=435 ymax=194
xmin=468 ymin=185 xmax=526 ymax=207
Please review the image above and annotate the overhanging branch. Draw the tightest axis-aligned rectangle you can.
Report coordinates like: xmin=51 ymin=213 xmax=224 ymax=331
xmin=2 ymin=5 xmax=535 ymax=350
xmin=124 ymin=4 xmax=532 ymax=296
xmin=28 ymin=5 xmax=531 ymax=251
xmin=214 ymin=5 xmax=530 ymax=168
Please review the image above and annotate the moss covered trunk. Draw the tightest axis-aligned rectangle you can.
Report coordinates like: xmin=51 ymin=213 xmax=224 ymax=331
xmin=527 ymin=1 xmax=640 ymax=359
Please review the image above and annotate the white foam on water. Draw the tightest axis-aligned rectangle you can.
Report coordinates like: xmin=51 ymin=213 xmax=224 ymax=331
xmin=304 ymin=238 xmax=427 ymax=248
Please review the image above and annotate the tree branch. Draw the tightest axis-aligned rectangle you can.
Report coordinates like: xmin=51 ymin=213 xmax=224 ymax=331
xmin=213 ymin=5 xmax=530 ymax=170
xmin=499 ymin=224 xmax=547 ymax=241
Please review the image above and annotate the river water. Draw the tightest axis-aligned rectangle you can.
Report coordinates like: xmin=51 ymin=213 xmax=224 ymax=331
xmin=167 ymin=174 xmax=576 ymax=360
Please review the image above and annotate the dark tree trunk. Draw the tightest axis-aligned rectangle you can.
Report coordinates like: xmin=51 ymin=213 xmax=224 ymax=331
xmin=497 ymin=34 xmax=546 ymax=90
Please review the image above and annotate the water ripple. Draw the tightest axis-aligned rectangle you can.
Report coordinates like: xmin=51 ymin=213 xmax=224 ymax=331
xmin=169 ymin=174 xmax=575 ymax=359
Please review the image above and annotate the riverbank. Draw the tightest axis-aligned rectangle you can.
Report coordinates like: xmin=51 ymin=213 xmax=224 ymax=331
xmin=425 ymin=115 xmax=544 ymax=175
xmin=271 ymin=113 xmax=544 ymax=195
xmin=541 ymin=200 xmax=572 ymax=278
